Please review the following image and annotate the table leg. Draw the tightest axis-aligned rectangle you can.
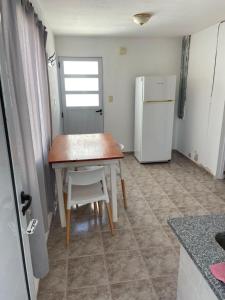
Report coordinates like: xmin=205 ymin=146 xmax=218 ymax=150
xmin=110 ymin=162 xmax=118 ymax=222
xmin=55 ymin=168 xmax=66 ymax=227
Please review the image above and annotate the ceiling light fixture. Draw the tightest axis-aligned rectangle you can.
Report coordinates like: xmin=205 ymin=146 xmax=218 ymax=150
xmin=133 ymin=12 xmax=152 ymax=26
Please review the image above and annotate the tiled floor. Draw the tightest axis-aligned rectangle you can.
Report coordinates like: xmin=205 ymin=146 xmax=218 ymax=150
xmin=38 ymin=152 xmax=225 ymax=300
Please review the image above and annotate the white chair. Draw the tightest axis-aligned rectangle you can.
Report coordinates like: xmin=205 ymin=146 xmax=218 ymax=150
xmin=65 ymin=167 xmax=114 ymax=246
xmin=73 ymin=143 xmax=128 ymax=209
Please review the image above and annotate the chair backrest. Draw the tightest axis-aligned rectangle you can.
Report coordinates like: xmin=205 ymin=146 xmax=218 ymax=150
xmin=67 ymin=166 xmax=106 ymax=186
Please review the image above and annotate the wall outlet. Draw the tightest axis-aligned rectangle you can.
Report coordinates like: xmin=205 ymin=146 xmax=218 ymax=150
xmin=108 ymin=96 xmax=113 ymax=103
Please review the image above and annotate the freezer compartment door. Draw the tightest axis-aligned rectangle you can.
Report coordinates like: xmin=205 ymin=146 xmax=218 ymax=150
xmin=143 ymin=76 xmax=176 ymax=102
xmin=141 ymin=101 xmax=175 ymax=162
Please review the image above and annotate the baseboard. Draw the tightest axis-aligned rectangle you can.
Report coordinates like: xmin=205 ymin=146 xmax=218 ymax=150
xmin=173 ymin=149 xmax=215 ymax=177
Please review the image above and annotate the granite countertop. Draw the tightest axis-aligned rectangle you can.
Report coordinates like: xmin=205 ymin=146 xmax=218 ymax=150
xmin=168 ymin=215 xmax=225 ymax=300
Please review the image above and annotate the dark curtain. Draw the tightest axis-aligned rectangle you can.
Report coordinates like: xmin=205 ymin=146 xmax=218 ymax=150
xmin=178 ymin=35 xmax=191 ymax=119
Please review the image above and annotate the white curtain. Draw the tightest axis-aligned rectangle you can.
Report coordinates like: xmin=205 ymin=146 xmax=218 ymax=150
xmin=0 ymin=0 xmax=54 ymax=278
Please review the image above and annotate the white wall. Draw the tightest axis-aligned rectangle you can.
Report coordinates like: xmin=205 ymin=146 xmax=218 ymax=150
xmin=175 ymin=23 xmax=225 ymax=176
xmin=55 ymin=36 xmax=182 ymax=151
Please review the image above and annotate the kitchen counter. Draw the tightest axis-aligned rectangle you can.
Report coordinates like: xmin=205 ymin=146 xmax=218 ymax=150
xmin=168 ymin=215 xmax=225 ymax=300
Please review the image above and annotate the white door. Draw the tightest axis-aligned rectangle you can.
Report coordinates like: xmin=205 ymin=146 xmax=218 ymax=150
xmin=59 ymin=57 xmax=104 ymax=134
xmin=0 ymin=15 xmax=35 ymax=299
xmin=0 ymin=94 xmax=34 ymax=299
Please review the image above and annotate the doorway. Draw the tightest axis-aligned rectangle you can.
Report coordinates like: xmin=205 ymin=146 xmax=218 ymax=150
xmin=59 ymin=57 xmax=104 ymax=134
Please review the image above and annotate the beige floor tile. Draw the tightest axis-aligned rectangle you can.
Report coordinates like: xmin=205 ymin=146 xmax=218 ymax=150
xmin=146 ymin=194 xmax=176 ymax=210
xmin=69 ymin=232 xmax=104 ymax=258
xmin=181 ymin=182 xmax=210 ymax=194
xmin=105 ymin=251 xmax=149 ymax=284
xmin=102 ymin=229 xmax=137 ymax=253
xmin=100 ymin=211 xmax=131 ymax=231
xmin=168 ymin=193 xmax=201 ymax=208
xmin=48 ymin=227 xmax=66 ymax=245
xmin=162 ymin=183 xmax=188 ymax=196
xmin=68 ymin=255 xmax=108 ymax=290
xmin=73 ymin=203 xmax=97 ymax=217
xmin=162 ymin=225 xmax=180 ymax=253
xmin=179 ymin=206 xmax=208 ymax=216
xmin=37 ymin=291 xmax=65 ymax=300
xmin=152 ymin=276 xmax=177 ymax=300
xmin=48 ymin=239 xmax=67 ymax=262
xmin=111 ymin=280 xmax=158 ymax=300
xmin=38 ymin=259 xmax=67 ymax=293
xmin=128 ymin=213 xmax=160 ymax=228
xmin=153 ymin=208 xmax=183 ymax=225
xmin=140 ymin=185 xmax=166 ymax=196
xmin=194 ymin=193 xmax=225 ymax=210
xmin=214 ymin=192 xmax=225 ymax=201
xmin=141 ymin=247 xmax=179 ymax=278
xmin=154 ymin=176 xmax=178 ymax=185
xmin=205 ymin=206 xmax=225 ymax=214
xmin=70 ymin=214 xmax=101 ymax=235
xmin=133 ymin=226 xmax=172 ymax=249
xmin=67 ymin=286 xmax=111 ymax=300
xmin=126 ymin=199 xmax=152 ymax=217
xmin=203 ymin=180 xmax=225 ymax=193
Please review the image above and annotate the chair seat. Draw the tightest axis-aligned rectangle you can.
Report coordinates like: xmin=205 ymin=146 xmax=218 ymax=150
xmin=70 ymin=182 xmax=104 ymax=205
xmin=76 ymin=165 xmax=120 ymax=177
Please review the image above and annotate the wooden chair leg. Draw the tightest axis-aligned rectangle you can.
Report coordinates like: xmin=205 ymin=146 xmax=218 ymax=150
xmin=94 ymin=202 xmax=98 ymax=215
xmin=98 ymin=201 xmax=103 ymax=217
xmin=63 ymin=192 xmax=67 ymax=215
xmin=106 ymin=203 xmax=114 ymax=235
xmin=121 ymin=179 xmax=128 ymax=209
xmin=66 ymin=209 xmax=71 ymax=247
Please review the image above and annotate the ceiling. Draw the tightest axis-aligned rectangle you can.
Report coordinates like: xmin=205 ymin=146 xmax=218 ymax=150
xmin=38 ymin=0 xmax=225 ymax=37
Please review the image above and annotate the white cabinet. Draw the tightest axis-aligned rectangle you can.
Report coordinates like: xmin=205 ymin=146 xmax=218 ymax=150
xmin=177 ymin=247 xmax=218 ymax=300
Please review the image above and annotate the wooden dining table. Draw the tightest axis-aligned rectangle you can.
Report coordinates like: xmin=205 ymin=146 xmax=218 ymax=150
xmin=48 ymin=133 xmax=124 ymax=227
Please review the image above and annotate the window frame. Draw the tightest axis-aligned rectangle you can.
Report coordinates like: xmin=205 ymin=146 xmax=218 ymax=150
xmin=59 ymin=57 xmax=103 ymax=110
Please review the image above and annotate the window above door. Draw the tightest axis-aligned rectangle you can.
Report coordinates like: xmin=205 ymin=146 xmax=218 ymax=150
xmin=60 ymin=58 xmax=103 ymax=108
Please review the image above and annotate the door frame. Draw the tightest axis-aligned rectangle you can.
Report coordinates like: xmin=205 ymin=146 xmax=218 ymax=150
xmin=216 ymin=104 xmax=225 ymax=179
xmin=58 ymin=56 xmax=104 ymax=133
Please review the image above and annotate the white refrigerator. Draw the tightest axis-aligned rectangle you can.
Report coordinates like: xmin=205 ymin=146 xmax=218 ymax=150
xmin=134 ymin=75 xmax=176 ymax=163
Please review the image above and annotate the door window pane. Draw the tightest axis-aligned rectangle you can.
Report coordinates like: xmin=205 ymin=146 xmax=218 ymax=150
xmin=66 ymin=94 xmax=99 ymax=107
xmin=63 ymin=61 xmax=99 ymax=75
xmin=64 ymin=78 xmax=99 ymax=91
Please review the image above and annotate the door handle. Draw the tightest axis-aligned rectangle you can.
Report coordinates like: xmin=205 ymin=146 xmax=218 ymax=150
xmin=21 ymin=191 xmax=32 ymax=216
xmin=26 ymin=219 xmax=38 ymax=235
xmin=96 ymin=109 xmax=103 ymax=115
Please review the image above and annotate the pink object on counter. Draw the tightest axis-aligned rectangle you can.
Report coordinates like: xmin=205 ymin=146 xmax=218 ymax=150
xmin=210 ymin=262 xmax=225 ymax=283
